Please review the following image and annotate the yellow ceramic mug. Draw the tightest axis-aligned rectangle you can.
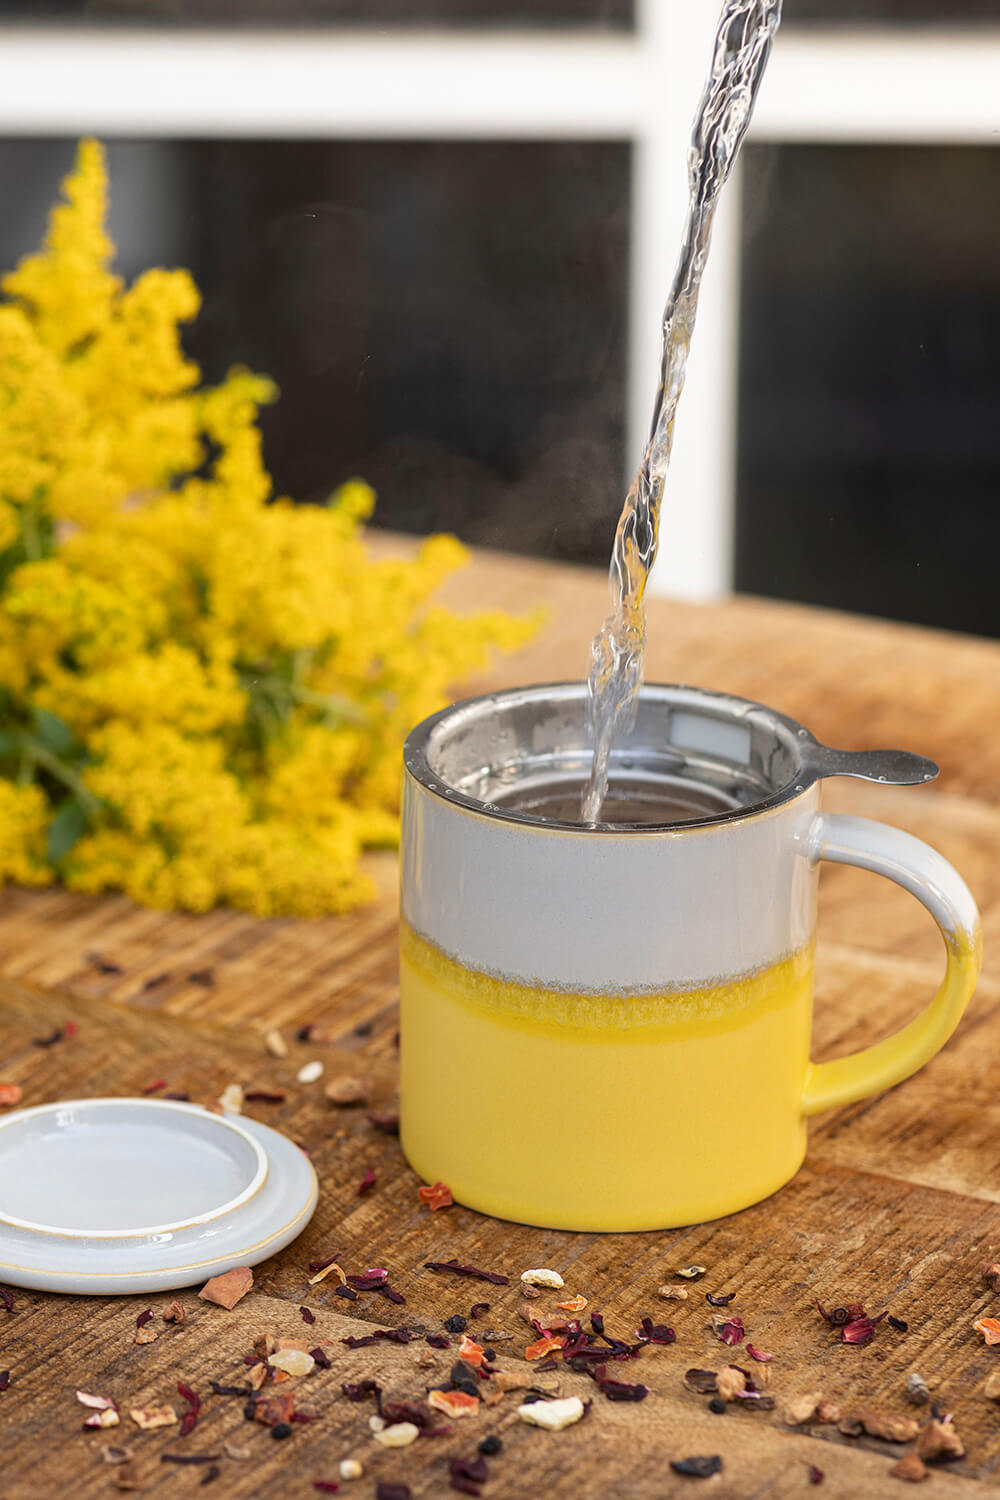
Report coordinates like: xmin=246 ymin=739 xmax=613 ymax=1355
xmin=399 ymin=685 xmax=981 ymax=1231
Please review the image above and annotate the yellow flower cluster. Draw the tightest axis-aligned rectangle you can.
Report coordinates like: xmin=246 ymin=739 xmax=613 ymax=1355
xmin=0 ymin=140 xmax=536 ymax=915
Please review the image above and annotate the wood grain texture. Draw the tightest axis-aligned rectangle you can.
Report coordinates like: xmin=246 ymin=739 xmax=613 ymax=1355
xmin=1 ymin=544 xmax=998 ymax=1497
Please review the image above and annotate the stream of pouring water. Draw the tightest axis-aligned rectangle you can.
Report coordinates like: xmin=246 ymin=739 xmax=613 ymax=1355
xmin=581 ymin=0 xmax=782 ymax=823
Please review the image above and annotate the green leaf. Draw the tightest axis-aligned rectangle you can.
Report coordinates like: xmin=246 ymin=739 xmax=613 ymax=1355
xmin=0 ymin=729 xmax=22 ymax=760
xmin=46 ymin=797 xmax=89 ymax=864
xmin=32 ymin=707 xmax=77 ymax=758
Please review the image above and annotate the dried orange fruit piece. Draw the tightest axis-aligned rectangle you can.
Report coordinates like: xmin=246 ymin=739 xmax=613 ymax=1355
xmin=428 ymin=1389 xmax=479 ymax=1418
xmin=458 ymin=1335 xmax=485 ymax=1367
xmin=525 ymin=1334 xmax=565 ymax=1361
xmin=974 ymin=1317 xmax=1000 ymax=1345
xmin=556 ymin=1296 xmax=588 ymax=1313
xmin=0 ymin=1084 xmax=22 ymax=1107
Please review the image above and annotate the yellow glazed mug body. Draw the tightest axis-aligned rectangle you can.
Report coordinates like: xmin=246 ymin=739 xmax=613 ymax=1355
xmin=399 ymin=685 xmax=981 ymax=1231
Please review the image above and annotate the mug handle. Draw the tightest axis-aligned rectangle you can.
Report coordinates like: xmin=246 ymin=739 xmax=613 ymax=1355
xmin=801 ymin=812 xmax=982 ymax=1117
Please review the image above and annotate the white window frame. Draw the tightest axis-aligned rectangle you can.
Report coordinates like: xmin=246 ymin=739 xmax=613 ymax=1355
xmin=1 ymin=2 xmax=997 ymax=598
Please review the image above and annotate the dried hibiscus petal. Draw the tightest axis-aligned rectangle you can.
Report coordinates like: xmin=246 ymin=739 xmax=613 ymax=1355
xmin=705 ymin=1292 xmax=736 ymax=1307
xmin=357 ymin=1167 xmax=376 ymax=1196
xmin=0 ymin=1287 xmax=13 ymax=1313
xmin=591 ymin=1364 xmax=649 ymax=1402
xmin=300 ymin=1306 xmax=316 ymax=1325
xmin=716 ymin=1316 xmax=745 ymax=1346
xmin=841 ymin=1314 xmax=886 ymax=1345
xmin=637 ymin=1316 xmax=675 ymax=1345
xmin=425 ymin=1259 xmax=510 ymax=1286
xmin=816 ymin=1301 xmax=866 ymax=1327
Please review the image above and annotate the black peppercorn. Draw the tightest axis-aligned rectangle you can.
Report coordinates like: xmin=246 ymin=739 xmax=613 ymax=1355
xmin=271 ymin=1422 xmax=294 ymax=1440
xmin=479 ymin=1435 xmax=503 ymax=1455
xmin=444 ymin=1314 xmax=468 ymax=1333
xmin=708 ymin=1398 xmax=726 ymax=1414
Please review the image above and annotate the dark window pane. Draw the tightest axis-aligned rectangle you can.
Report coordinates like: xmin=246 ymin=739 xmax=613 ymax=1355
xmin=0 ymin=0 xmax=633 ymax=26
xmin=736 ymin=142 xmax=1000 ymax=638
xmin=784 ymin=0 xmax=997 ymax=24
xmin=0 ymin=138 xmax=628 ymax=563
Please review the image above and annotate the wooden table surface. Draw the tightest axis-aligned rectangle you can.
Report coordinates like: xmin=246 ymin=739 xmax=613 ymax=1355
xmin=2 ymin=541 xmax=1000 ymax=1499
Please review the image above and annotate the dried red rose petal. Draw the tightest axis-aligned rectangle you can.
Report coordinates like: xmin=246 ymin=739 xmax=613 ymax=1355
xmin=808 ymin=1464 xmax=824 ymax=1485
xmin=0 ymin=1371 xmax=10 ymax=1393
xmin=357 ymin=1167 xmax=376 ymax=1196
xmin=177 ymin=1381 xmax=202 ymax=1438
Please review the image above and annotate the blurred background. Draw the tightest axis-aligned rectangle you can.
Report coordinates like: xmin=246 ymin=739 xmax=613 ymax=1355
xmin=0 ymin=0 xmax=998 ymax=635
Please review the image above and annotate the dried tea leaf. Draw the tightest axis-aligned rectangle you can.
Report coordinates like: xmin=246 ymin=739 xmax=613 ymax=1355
xmin=130 ymin=1405 xmax=177 ymax=1430
xmin=324 ymin=1075 xmax=369 ymax=1106
xmin=659 ymin=1284 xmax=689 ymax=1301
xmin=218 ymin=1083 xmax=244 ymax=1114
xmin=297 ymin=1061 xmax=324 ymax=1084
xmin=162 ymin=1300 xmax=185 ymax=1324
xmin=199 ymin=1266 xmax=253 ymax=1309
xmin=916 ymin=1414 xmax=964 ymax=1463
xmin=517 ymin=1396 xmax=585 ymax=1431
xmin=889 ymin=1453 xmax=929 ymax=1483
xmin=521 ymin=1268 xmax=564 ymax=1289
xmin=856 ymin=1410 xmax=920 ymax=1443
xmin=268 ymin=1349 xmax=316 ymax=1377
xmin=670 ymin=1456 xmax=722 ymax=1478
xmin=974 ymin=1316 xmax=1000 ymax=1345
xmin=373 ymin=1422 xmax=420 ymax=1448
xmin=265 ymin=1029 xmax=288 ymax=1058
xmin=906 ymin=1373 xmax=931 ymax=1406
